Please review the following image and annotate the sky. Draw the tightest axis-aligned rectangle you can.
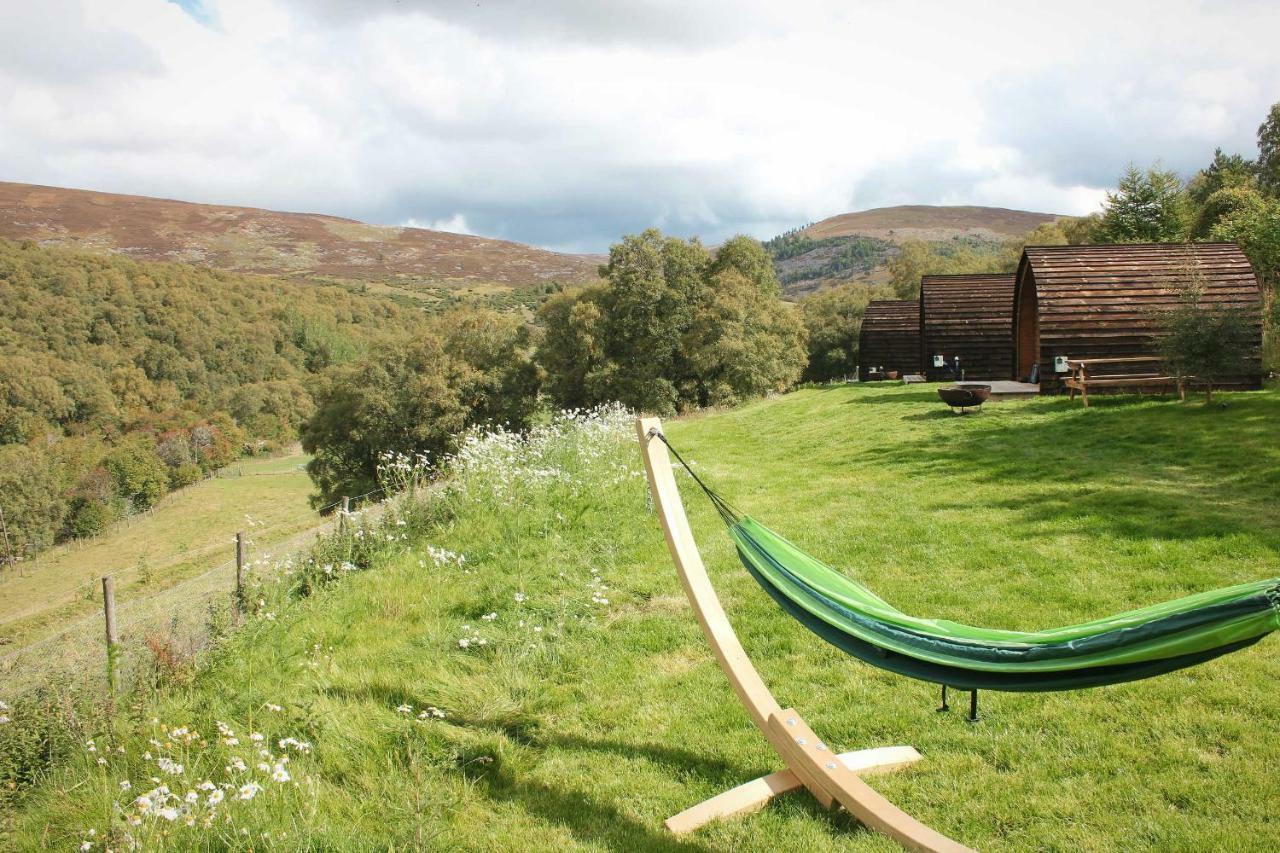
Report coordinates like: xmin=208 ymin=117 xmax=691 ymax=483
xmin=2 ymin=0 xmax=1278 ymax=253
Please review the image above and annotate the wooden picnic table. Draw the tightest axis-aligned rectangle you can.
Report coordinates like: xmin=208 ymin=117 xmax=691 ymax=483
xmin=1065 ymin=357 xmax=1186 ymax=406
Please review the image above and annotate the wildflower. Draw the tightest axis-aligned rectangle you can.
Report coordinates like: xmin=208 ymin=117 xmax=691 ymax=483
xmin=157 ymin=757 xmax=184 ymax=775
xmin=96 ymin=757 xmax=107 ymax=766
xmin=80 ymin=842 xmax=92 ymax=851
xmin=197 ymin=781 xmax=216 ymax=791
xmin=396 ymin=704 xmax=412 ymax=714
xmin=185 ymin=791 xmax=199 ymax=804
xmin=265 ymin=703 xmax=283 ymax=712
xmin=85 ymin=739 xmax=97 ymax=753
xmin=157 ymin=806 xmax=179 ymax=821
xmin=208 ymin=789 xmax=225 ymax=806
xmin=227 ymin=757 xmax=247 ymax=773
xmin=514 ymin=592 xmax=526 ymax=603
xmin=135 ymin=795 xmax=154 ymax=814
xmin=250 ymin=732 xmax=264 ymax=743
xmin=457 ymin=638 xmax=470 ymax=649
xmin=239 ymin=782 xmax=262 ymax=800
xmin=481 ymin=612 xmax=497 ymax=621
xmin=272 ymin=764 xmax=292 ymax=783
xmin=119 ymin=780 xmax=132 ymax=791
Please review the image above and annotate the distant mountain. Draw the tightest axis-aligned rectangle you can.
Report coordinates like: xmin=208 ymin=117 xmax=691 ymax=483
xmin=768 ymin=205 xmax=1060 ymax=296
xmin=0 ymin=182 xmax=602 ymax=305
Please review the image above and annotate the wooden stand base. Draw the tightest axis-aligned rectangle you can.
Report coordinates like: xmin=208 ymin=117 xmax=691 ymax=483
xmin=665 ymin=745 xmax=922 ymax=834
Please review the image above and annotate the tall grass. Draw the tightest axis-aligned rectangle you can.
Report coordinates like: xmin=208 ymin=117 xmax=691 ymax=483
xmin=4 ymin=389 xmax=1279 ymax=851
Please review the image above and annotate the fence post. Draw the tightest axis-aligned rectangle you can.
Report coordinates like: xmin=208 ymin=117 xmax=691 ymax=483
xmin=235 ymin=531 xmax=246 ymax=615
xmin=340 ymin=496 xmax=350 ymax=533
xmin=102 ymin=576 xmax=118 ymax=694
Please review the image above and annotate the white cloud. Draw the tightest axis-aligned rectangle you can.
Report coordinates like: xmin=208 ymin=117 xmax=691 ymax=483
xmin=1 ymin=0 xmax=1277 ymax=251
xmin=404 ymin=214 xmax=472 ymax=235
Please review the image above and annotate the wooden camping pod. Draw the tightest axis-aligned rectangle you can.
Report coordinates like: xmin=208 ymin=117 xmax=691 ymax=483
xmin=859 ymin=299 xmax=922 ymax=381
xmin=919 ymin=273 xmax=1016 ymax=381
xmin=1013 ymin=243 xmax=1264 ymax=390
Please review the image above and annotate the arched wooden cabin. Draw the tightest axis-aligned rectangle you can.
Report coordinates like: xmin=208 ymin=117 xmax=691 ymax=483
xmin=1014 ymin=243 xmax=1263 ymax=391
xmin=858 ymin=299 xmax=921 ymax=381
xmin=919 ymin=273 xmax=1016 ymax=382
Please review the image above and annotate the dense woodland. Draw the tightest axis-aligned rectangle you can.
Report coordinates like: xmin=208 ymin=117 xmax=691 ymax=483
xmin=0 ymin=240 xmax=433 ymax=559
xmin=795 ymin=101 xmax=1280 ymax=382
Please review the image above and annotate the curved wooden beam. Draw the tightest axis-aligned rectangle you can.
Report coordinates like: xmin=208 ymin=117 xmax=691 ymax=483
xmin=636 ymin=417 xmax=972 ymax=853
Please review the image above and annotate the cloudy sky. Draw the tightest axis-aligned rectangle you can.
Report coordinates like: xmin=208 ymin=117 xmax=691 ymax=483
xmin=2 ymin=0 xmax=1278 ymax=252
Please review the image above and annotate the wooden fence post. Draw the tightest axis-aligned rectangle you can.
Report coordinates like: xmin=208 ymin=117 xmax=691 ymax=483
xmin=340 ymin=496 xmax=350 ymax=533
xmin=235 ymin=531 xmax=246 ymax=615
xmin=102 ymin=576 xmax=118 ymax=694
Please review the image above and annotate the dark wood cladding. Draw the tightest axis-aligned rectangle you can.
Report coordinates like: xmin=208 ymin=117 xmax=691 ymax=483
xmin=1014 ymin=243 xmax=1263 ymax=391
xmin=919 ymin=273 xmax=1015 ymax=381
xmin=859 ymin=299 xmax=921 ymax=380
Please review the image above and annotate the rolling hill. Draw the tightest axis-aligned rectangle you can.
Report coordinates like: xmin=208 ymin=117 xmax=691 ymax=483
xmin=0 ymin=181 xmax=602 ymax=304
xmin=769 ymin=204 xmax=1061 ymax=296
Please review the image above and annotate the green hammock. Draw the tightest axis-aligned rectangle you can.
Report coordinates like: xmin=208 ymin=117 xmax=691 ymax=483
xmin=659 ymin=434 xmax=1280 ymax=693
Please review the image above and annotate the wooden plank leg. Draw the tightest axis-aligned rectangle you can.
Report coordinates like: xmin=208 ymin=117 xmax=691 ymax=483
xmin=769 ymin=710 xmax=974 ymax=853
xmin=666 ymin=746 xmax=923 ymax=835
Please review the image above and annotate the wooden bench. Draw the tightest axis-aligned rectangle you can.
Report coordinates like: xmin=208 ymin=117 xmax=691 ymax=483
xmin=1065 ymin=357 xmax=1186 ymax=406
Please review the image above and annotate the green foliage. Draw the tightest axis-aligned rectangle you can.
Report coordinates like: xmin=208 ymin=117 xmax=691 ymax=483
xmin=1096 ymin=164 xmax=1189 ymax=244
xmin=799 ymin=282 xmax=875 ymax=381
xmin=765 ymin=232 xmax=894 ymax=285
xmin=536 ymin=230 xmax=806 ymax=414
xmin=103 ymin=436 xmax=169 ymax=511
xmin=1257 ymin=101 xmax=1280 ymax=198
xmin=300 ymin=307 xmax=541 ymax=507
xmin=886 ymin=238 xmax=1022 ymax=300
xmin=0 ymin=239 xmax=431 ymax=557
xmin=432 ymin=307 xmax=541 ymax=430
xmin=1156 ymin=273 xmax=1256 ymax=402
xmin=0 ymin=444 xmax=67 ymax=558
xmin=301 ymin=336 xmax=472 ymax=507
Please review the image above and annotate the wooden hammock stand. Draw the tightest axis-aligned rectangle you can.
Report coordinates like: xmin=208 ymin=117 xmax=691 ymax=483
xmin=637 ymin=417 xmax=971 ymax=852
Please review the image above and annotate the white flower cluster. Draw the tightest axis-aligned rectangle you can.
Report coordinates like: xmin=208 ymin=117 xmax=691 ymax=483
xmin=0 ymin=699 xmax=10 ymax=725
xmin=423 ymin=544 xmax=465 ymax=569
xmin=76 ymin=711 xmax=308 ymax=844
xmin=395 ymin=703 xmax=447 ymax=721
xmin=441 ymin=403 xmax=635 ymax=502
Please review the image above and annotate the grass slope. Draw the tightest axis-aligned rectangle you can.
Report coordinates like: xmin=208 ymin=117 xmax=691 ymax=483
xmin=0 ymin=449 xmax=315 ymax=649
xmin=9 ymin=387 xmax=1280 ymax=851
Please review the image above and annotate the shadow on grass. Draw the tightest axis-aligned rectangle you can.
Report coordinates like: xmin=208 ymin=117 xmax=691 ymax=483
xmin=470 ymin=726 xmax=881 ymax=849
xmin=857 ymin=391 xmax=1280 ymax=544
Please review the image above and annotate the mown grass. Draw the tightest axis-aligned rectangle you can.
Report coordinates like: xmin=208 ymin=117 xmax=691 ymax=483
xmin=6 ymin=387 xmax=1280 ymax=851
xmin=0 ymin=449 xmax=315 ymax=648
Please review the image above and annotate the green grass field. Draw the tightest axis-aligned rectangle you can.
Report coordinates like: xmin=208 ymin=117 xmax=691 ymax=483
xmin=0 ymin=449 xmax=316 ymax=649
xmin=6 ymin=387 xmax=1280 ymax=851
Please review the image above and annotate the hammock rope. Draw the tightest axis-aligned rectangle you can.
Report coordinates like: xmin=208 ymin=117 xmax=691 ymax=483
xmin=650 ymin=428 xmax=1280 ymax=693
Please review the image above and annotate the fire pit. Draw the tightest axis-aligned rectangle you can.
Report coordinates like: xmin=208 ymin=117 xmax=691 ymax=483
xmin=937 ymin=383 xmax=991 ymax=414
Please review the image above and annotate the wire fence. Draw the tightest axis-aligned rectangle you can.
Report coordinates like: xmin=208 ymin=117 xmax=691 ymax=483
xmin=0 ymin=492 xmax=388 ymax=699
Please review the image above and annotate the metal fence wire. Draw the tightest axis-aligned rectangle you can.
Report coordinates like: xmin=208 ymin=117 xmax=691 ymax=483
xmin=0 ymin=515 xmax=351 ymax=698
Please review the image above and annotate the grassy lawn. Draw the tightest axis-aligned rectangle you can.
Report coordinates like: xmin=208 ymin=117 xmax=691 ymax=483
xmin=7 ymin=387 xmax=1280 ymax=851
xmin=0 ymin=449 xmax=316 ymax=649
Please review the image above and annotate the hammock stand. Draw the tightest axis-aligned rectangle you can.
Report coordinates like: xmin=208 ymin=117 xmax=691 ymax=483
xmin=637 ymin=417 xmax=971 ymax=852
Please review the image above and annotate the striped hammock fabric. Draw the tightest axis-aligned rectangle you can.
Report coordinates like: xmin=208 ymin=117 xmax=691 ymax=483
xmin=732 ymin=517 xmax=1280 ymax=692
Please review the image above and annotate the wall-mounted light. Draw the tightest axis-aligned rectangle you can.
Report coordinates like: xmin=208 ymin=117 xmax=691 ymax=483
xmin=1053 ymin=356 xmax=1069 ymax=373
